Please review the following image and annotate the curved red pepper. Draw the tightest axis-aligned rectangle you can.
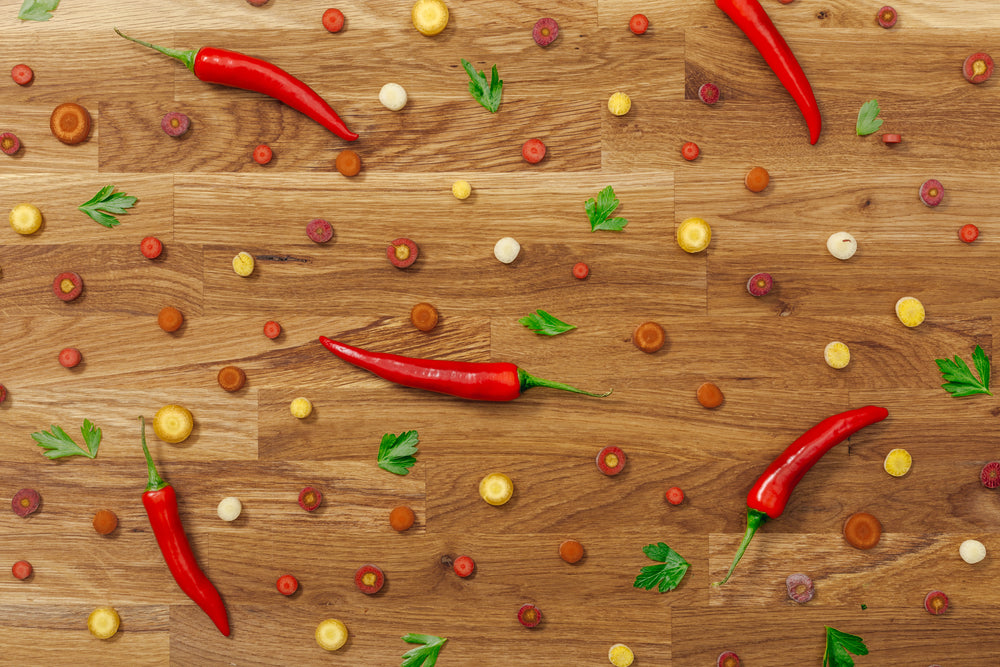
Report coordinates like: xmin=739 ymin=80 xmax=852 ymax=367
xmin=714 ymin=405 xmax=888 ymax=585
xmin=319 ymin=336 xmax=610 ymax=401
xmin=715 ymin=0 xmax=822 ymax=145
xmin=138 ymin=417 xmax=230 ymax=636
xmin=115 ymin=29 xmax=357 ymax=142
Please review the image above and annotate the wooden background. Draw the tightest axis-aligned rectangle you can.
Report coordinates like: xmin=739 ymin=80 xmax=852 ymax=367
xmin=2 ymin=0 xmax=1000 ymax=664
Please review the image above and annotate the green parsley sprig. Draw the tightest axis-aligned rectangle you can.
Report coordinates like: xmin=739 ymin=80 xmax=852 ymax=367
xmin=856 ymin=99 xmax=883 ymax=136
xmin=19 ymin=0 xmax=60 ymax=21
xmin=31 ymin=420 xmax=102 ymax=459
xmin=460 ymin=59 xmax=503 ymax=113
xmin=519 ymin=309 xmax=576 ymax=336
xmin=377 ymin=430 xmax=419 ymax=475
xmin=78 ymin=185 xmax=138 ymax=228
xmin=935 ymin=345 xmax=992 ymax=397
xmin=585 ymin=185 xmax=628 ymax=232
xmin=823 ymin=626 xmax=868 ymax=667
xmin=632 ymin=542 xmax=690 ymax=592
xmin=401 ymin=633 xmax=448 ymax=667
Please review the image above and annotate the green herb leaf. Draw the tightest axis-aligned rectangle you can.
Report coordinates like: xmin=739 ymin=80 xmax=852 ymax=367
xmin=856 ymin=99 xmax=883 ymax=136
xmin=18 ymin=0 xmax=60 ymax=21
xmin=401 ymin=633 xmax=448 ymax=667
xmin=460 ymin=59 xmax=503 ymax=113
xmin=78 ymin=185 xmax=137 ymax=228
xmin=31 ymin=420 xmax=102 ymax=459
xmin=585 ymin=185 xmax=628 ymax=232
xmin=519 ymin=309 xmax=576 ymax=336
xmin=823 ymin=626 xmax=868 ymax=667
xmin=935 ymin=345 xmax=992 ymax=397
xmin=378 ymin=430 xmax=419 ymax=475
xmin=632 ymin=542 xmax=690 ymax=593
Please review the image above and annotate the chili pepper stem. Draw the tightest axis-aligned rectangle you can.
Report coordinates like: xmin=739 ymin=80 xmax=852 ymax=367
xmin=114 ymin=28 xmax=198 ymax=72
xmin=517 ymin=368 xmax=612 ymax=398
xmin=713 ymin=508 xmax=768 ymax=586
xmin=138 ymin=416 xmax=169 ymax=493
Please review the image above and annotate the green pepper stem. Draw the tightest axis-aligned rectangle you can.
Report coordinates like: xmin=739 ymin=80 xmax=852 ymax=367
xmin=114 ymin=28 xmax=198 ymax=72
xmin=138 ymin=416 xmax=169 ymax=493
xmin=518 ymin=368 xmax=612 ymax=398
xmin=712 ymin=507 xmax=768 ymax=586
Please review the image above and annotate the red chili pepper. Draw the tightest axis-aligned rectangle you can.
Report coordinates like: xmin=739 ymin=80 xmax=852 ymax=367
xmin=138 ymin=416 xmax=230 ymax=636
xmin=714 ymin=405 xmax=888 ymax=585
xmin=319 ymin=336 xmax=611 ymax=401
xmin=714 ymin=0 xmax=822 ymax=145
xmin=115 ymin=29 xmax=357 ymax=142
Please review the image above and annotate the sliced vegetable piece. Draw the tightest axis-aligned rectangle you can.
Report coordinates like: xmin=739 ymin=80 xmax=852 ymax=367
xmin=0 ymin=132 xmax=21 ymax=155
xmin=559 ymin=539 xmax=584 ymax=563
xmin=315 ymin=618 xmax=348 ymax=651
xmin=387 ymin=238 xmax=418 ymax=268
xmin=411 ymin=302 xmax=439 ymax=331
xmin=12 ymin=560 xmax=32 ymax=580
xmin=633 ymin=321 xmax=665 ymax=353
xmin=697 ymin=382 xmax=724 ymax=408
xmin=390 ymin=505 xmax=416 ymax=531
xmin=453 ymin=555 xmax=475 ymax=577
xmin=959 ymin=224 xmax=979 ymax=243
xmin=919 ymin=179 xmax=944 ymax=207
xmin=981 ymin=461 xmax=1000 ymax=488
xmin=665 ymin=486 xmax=685 ymax=505
xmin=924 ymin=590 xmax=948 ymax=615
xmin=322 ymin=8 xmax=346 ymax=32
xmin=699 ymin=83 xmax=720 ymax=105
xmin=963 ymin=53 xmax=994 ymax=84
xmin=532 ymin=17 xmax=559 ymax=46
xmin=92 ymin=509 xmax=118 ymax=534
xmin=517 ymin=603 xmax=542 ymax=628
xmin=876 ymin=6 xmax=897 ymax=28
xmin=217 ymin=366 xmax=247 ymax=392
xmin=746 ymin=272 xmax=773 ymax=296
xmin=681 ymin=141 xmax=699 ymax=161
xmin=276 ymin=574 xmax=298 ymax=595
xmin=785 ymin=572 xmax=814 ymax=602
xmin=11 ymin=64 xmax=34 ymax=85
xmin=843 ymin=511 xmax=882 ymax=549
xmin=53 ymin=272 xmax=83 ymax=302
xmin=354 ymin=564 xmax=385 ymax=594
xmin=161 ymin=112 xmax=190 ymax=137
xmin=298 ymin=486 xmax=322 ymax=511
xmin=11 ymin=488 xmax=40 ymax=517
xmin=596 ymin=446 xmax=626 ymax=475
xmin=158 ymin=306 xmax=184 ymax=332
xmin=744 ymin=166 xmax=770 ymax=192
xmin=629 ymin=14 xmax=649 ymax=34
xmin=88 ymin=607 xmax=121 ymax=639
xmin=883 ymin=448 xmax=912 ymax=477
xmin=50 ymin=103 xmax=91 ymax=144
xmin=717 ymin=651 xmax=741 ymax=667
xmin=479 ymin=472 xmax=514 ymax=505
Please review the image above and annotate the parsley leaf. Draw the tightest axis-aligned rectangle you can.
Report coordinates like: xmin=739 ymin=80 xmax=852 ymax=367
xmin=31 ymin=420 xmax=102 ymax=459
xmin=856 ymin=99 xmax=883 ymax=136
xmin=519 ymin=309 xmax=576 ymax=336
xmin=378 ymin=430 xmax=419 ymax=475
xmin=78 ymin=185 xmax=138 ymax=228
xmin=823 ymin=626 xmax=868 ymax=667
xmin=460 ymin=59 xmax=503 ymax=113
xmin=18 ymin=0 xmax=60 ymax=21
xmin=585 ymin=185 xmax=628 ymax=232
xmin=935 ymin=345 xmax=992 ymax=397
xmin=401 ymin=633 xmax=448 ymax=667
xmin=632 ymin=542 xmax=690 ymax=593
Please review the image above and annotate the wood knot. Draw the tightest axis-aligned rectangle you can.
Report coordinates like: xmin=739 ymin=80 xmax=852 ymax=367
xmin=990 ymin=406 xmax=1000 ymax=417
xmin=777 ymin=301 xmax=794 ymax=317
xmin=816 ymin=10 xmax=829 ymax=19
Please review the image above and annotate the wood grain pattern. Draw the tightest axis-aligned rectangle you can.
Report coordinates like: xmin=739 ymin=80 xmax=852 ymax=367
xmin=2 ymin=0 xmax=1000 ymax=664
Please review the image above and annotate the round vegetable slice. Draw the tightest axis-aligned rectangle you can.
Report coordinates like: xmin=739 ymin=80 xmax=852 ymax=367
xmin=276 ymin=574 xmax=299 ymax=595
xmin=785 ymin=572 xmax=814 ymax=603
xmin=924 ymin=590 xmax=948 ymax=615
xmin=298 ymin=486 xmax=322 ymax=511
xmin=980 ymin=461 xmax=1000 ymax=488
xmin=410 ymin=302 xmax=439 ymax=332
xmin=315 ymin=618 xmax=348 ymax=651
xmin=390 ymin=505 xmax=416 ymax=531
xmin=479 ymin=472 xmax=514 ymax=505
xmin=12 ymin=560 xmax=32 ymax=580
xmin=665 ymin=486 xmax=685 ymax=505
xmin=633 ymin=321 xmax=665 ymax=353
xmin=387 ymin=238 xmax=418 ymax=268
xmin=843 ymin=511 xmax=882 ymax=549
xmin=93 ymin=509 xmax=118 ymax=534
xmin=453 ymin=555 xmax=475 ymax=577
xmin=883 ymin=448 xmax=912 ymax=477
xmin=559 ymin=539 xmax=584 ymax=563
xmin=532 ymin=17 xmax=559 ymax=46
xmin=50 ymin=103 xmax=91 ymax=144
xmin=608 ymin=643 xmax=635 ymax=667
xmin=629 ymin=14 xmax=649 ymax=35
xmin=963 ymin=52 xmax=994 ymax=84
xmin=217 ymin=366 xmax=247 ymax=392
xmin=596 ymin=445 xmax=626 ymax=475
xmin=53 ymin=272 xmax=83 ymax=302
xmin=354 ymin=564 xmax=385 ymax=594
xmin=88 ymin=607 xmax=121 ymax=639
xmin=517 ymin=603 xmax=542 ymax=628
